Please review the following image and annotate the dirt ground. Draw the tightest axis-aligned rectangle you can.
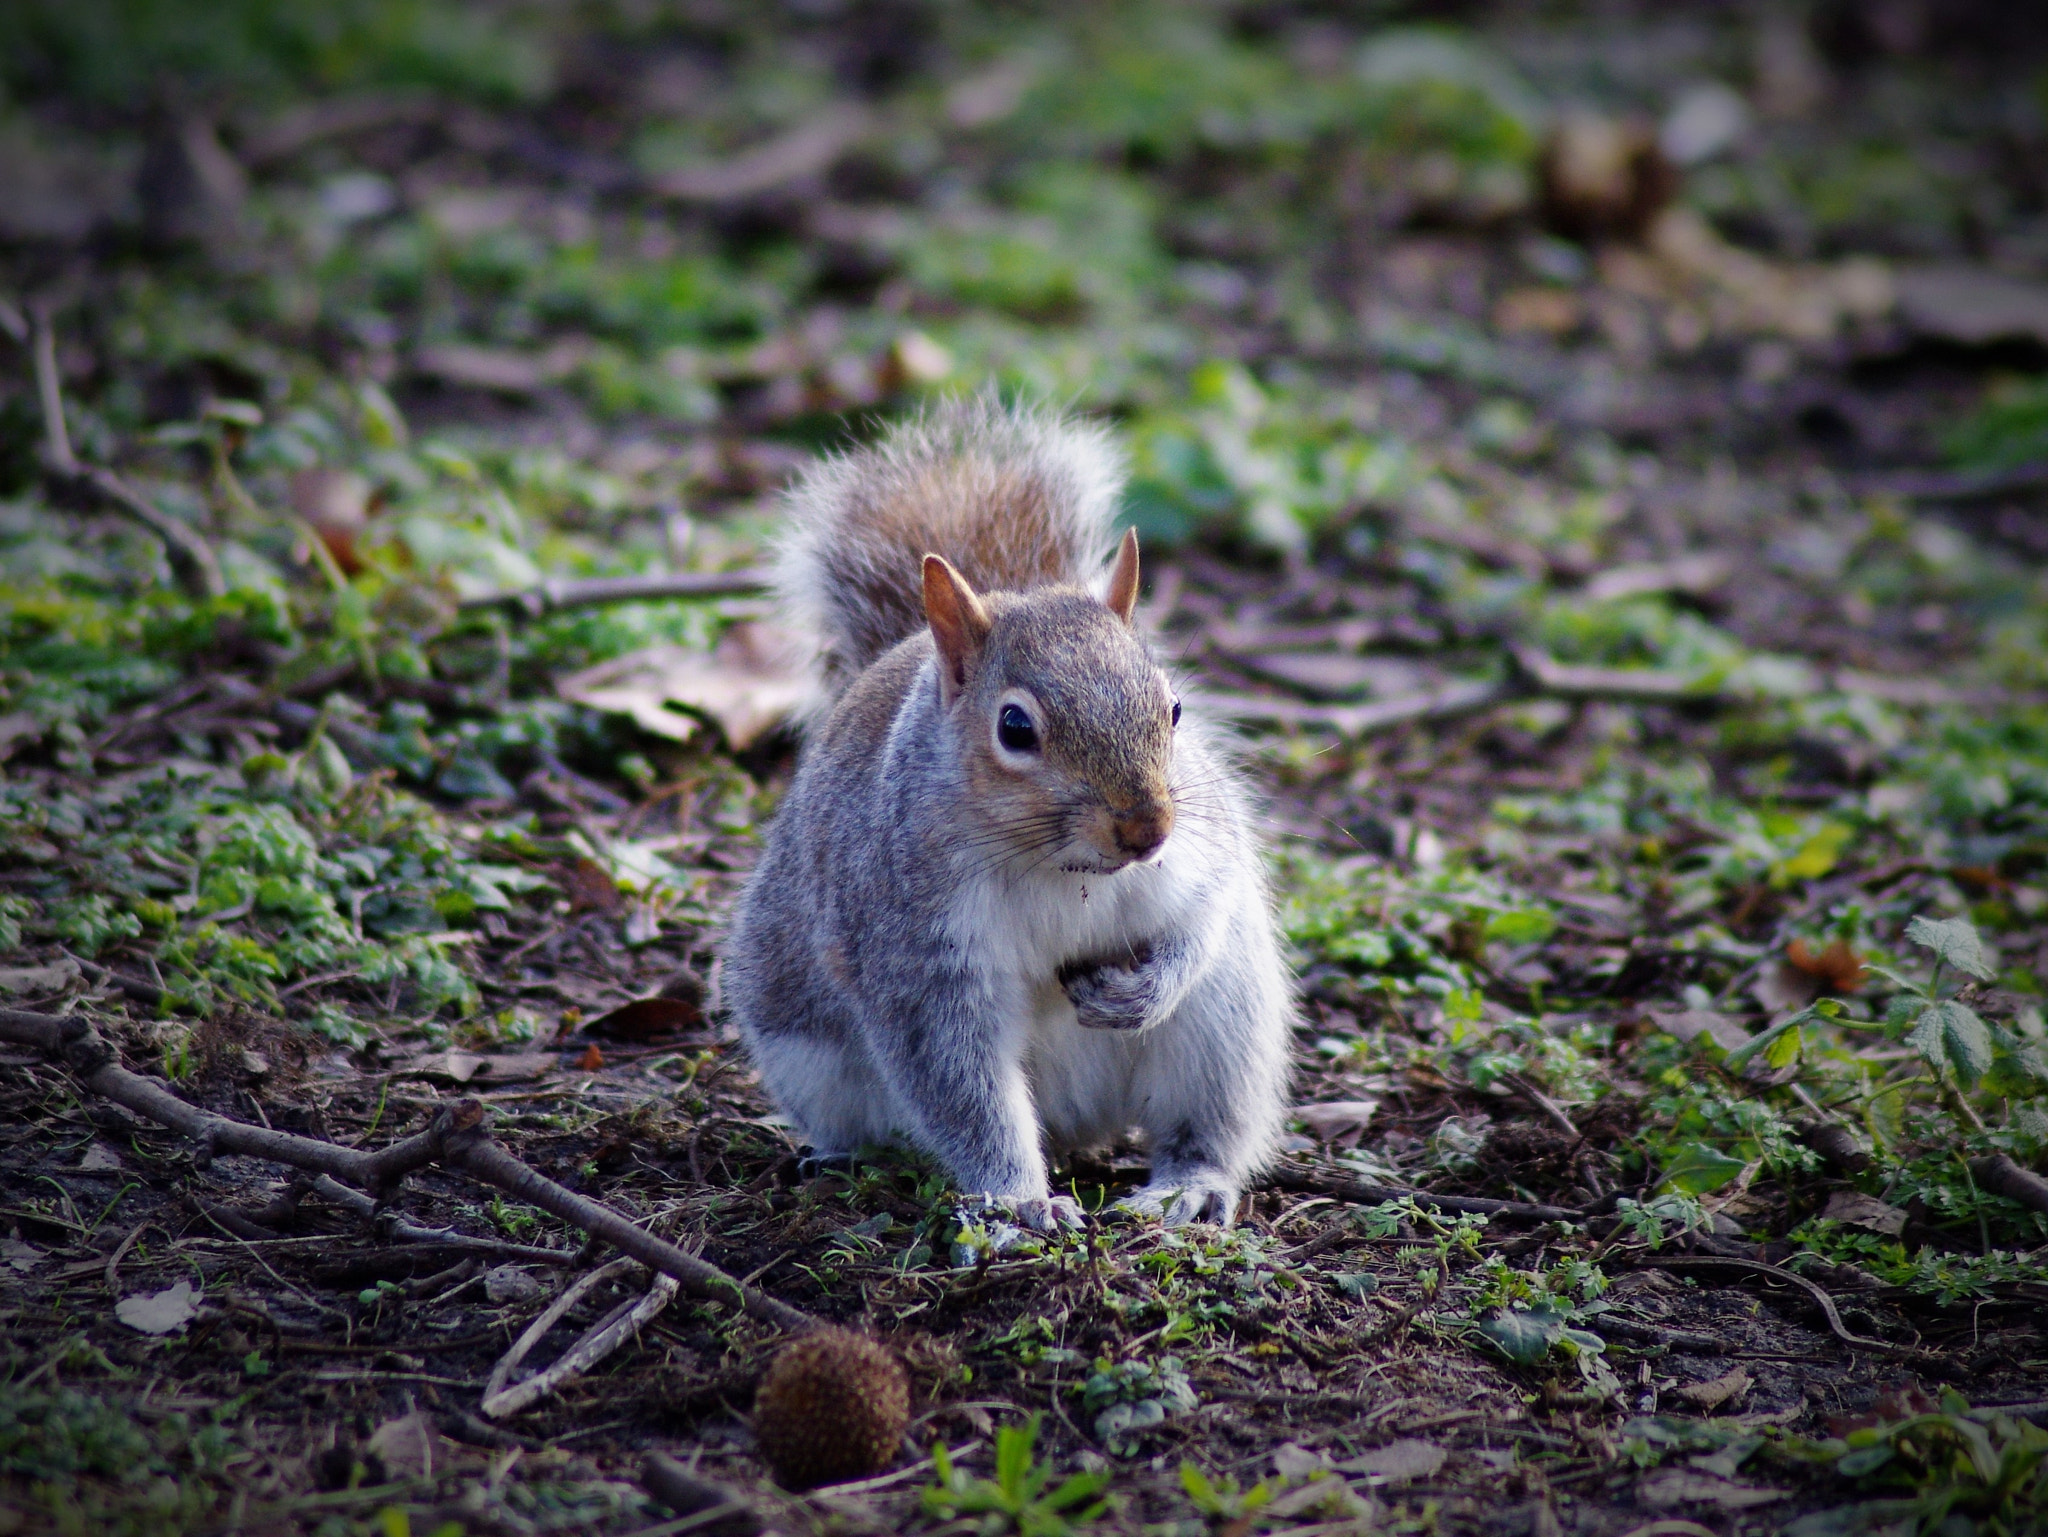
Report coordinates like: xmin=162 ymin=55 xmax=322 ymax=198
xmin=5 ymin=2 xmax=2048 ymax=1534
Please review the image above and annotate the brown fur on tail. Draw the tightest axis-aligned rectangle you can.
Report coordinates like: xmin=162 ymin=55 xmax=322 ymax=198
xmin=774 ymin=396 xmax=1125 ymax=692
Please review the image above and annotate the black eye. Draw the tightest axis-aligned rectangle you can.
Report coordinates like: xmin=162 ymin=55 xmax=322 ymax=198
xmin=1170 ymin=699 xmax=1181 ymax=728
xmin=997 ymin=704 xmax=1039 ymax=752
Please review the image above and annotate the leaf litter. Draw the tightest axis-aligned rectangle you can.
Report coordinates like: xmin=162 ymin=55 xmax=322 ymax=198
xmin=2 ymin=2 xmax=2048 ymax=1535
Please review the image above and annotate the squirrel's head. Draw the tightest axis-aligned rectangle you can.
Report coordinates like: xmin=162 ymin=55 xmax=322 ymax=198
xmin=923 ymin=529 xmax=1178 ymax=876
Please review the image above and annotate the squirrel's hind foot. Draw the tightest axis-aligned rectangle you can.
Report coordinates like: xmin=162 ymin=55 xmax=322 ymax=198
xmin=1118 ymin=1173 xmax=1241 ymax=1227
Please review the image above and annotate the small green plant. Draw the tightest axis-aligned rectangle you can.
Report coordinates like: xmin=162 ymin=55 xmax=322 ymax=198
xmin=1179 ymin=1461 xmax=1274 ymax=1523
xmin=1790 ymin=1397 xmax=2048 ymax=1536
xmin=1080 ymin=1356 xmax=1198 ymax=1455
xmin=922 ymin=1414 xmax=1110 ymax=1536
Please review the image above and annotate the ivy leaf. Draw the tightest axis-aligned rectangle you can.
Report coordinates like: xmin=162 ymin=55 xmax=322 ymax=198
xmin=1906 ymin=1000 xmax=1995 ymax=1085
xmin=1658 ymin=1142 xmax=1750 ymax=1196
xmin=1476 ymin=1305 xmax=1570 ymax=1366
xmin=1904 ymin=915 xmax=1997 ymax=981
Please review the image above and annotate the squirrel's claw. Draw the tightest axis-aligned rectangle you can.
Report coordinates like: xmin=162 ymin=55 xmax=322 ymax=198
xmin=1013 ymin=1194 xmax=1089 ymax=1234
xmin=796 ymin=1148 xmax=855 ymax=1179
xmin=1118 ymin=1175 xmax=1241 ymax=1228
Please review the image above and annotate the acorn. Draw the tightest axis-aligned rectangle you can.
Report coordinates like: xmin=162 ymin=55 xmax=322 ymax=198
xmin=751 ymin=1328 xmax=910 ymax=1489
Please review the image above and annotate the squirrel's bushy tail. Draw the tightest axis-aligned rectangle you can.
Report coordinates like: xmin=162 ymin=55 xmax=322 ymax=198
xmin=775 ymin=396 xmax=1126 ymax=689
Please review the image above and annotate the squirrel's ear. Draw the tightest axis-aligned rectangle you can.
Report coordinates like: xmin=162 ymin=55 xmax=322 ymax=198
xmin=922 ymin=554 xmax=992 ymax=704
xmin=1104 ymin=527 xmax=1141 ymax=626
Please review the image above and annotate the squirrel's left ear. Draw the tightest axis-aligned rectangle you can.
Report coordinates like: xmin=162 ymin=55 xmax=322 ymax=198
xmin=1104 ymin=528 xmax=1140 ymax=627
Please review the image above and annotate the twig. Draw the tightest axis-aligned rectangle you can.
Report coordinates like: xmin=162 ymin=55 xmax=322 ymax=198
xmin=649 ymin=103 xmax=872 ymax=202
xmin=640 ymin=1454 xmax=761 ymax=1537
xmin=1499 ymin=1072 xmax=1581 ymax=1140
xmin=458 ymin=569 xmax=769 ymax=614
xmin=482 ymin=1257 xmax=681 ymax=1418
xmin=13 ymin=302 xmax=225 ymax=599
xmin=0 ymin=1007 xmax=816 ymax=1333
xmin=1629 ymin=1254 xmax=1947 ymax=1367
xmin=306 ymin=1174 xmax=579 ymax=1265
xmin=1261 ymin=1164 xmax=1584 ymax=1223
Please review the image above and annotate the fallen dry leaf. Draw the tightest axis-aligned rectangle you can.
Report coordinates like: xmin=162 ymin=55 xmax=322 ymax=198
xmin=1647 ymin=1009 xmax=1754 ymax=1053
xmin=585 ymin=996 xmax=704 ymax=1041
xmin=1895 ymin=264 xmax=2048 ymax=348
xmin=1673 ymin=1366 xmax=1751 ymax=1411
xmin=1786 ymin=938 xmax=1867 ymax=993
xmin=560 ymin=856 xmax=624 ymax=915
xmin=1335 ymin=1439 xmax=1447 ymax=1484
xmin=556 ymin=621 xmax=813 ymax=749
xmin=577 ymin=1044 xmax=605 ymax=1072
xmin=77 ymin=1144 xmax=122 ymax=1172
xmin=290 ymin=467 xmax=373 ymax=574
xmin=365 ymin=1410 xmax=456 ymax=1480
xmin=1637 ymin=1470 xmax=1787 ymax=1510
xmin=1822 ymin=1190 xmax=1908 ymax=1236
xmin=2 ymin=1238 xmax=43 ymax=1274
xmin=400 ymin=1050 xmax=556 ymax=1086
xmin=485 ymin=1265 xmax=548 ymax=1306
xmin=0 ymin=959 xmax=80 ymax=995
xmin=1292 ymin=1099 xmax=1382 ymax=1146
xmin=116 ymin=1279 xmax=201 ymax=1335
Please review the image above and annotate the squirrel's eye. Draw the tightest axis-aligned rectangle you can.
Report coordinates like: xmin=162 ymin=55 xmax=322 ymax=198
xmin=1170 ymin=699 xmax=1182 ymax=728
xmin=997 ymin=704 xmax=1039 ymax=752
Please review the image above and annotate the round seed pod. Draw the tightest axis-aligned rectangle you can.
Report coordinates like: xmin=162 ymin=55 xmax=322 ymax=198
xmin=752 ymin=1328 xmax=910 ymax=1489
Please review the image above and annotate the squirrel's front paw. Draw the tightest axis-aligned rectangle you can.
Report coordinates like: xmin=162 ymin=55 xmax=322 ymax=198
xmin=1013 ymin=1194 xmax=1088 ymax=1234
xmin=1062 ymin=962 xmax=1159 ymax=1032
xmin=1118 ymin=1173 xmax=1240 ymax=1227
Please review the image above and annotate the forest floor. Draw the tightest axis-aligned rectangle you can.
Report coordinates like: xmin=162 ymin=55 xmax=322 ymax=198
xmin=4 ymin=2 xmax=2048 ymax=1534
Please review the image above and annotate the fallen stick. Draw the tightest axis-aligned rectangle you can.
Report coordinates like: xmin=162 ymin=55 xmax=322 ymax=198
xmin=649 ymin=103 xmax=872 ymax=202
xmin=483 ymin=1266 xmax=680 ymax=1419
xmin=640 ymin=1454 xmax=761 ymax=1537
xmin=1263 ymin=1164 xmax=1584 ymax=1223
xmin=0 ymin=1007 xmax=815 ymax=1333
xmin=3 ymin=301 xmax=226 ymax=600
xmin=1629 ymin=1254 xmax=1947 ymax=1368
xmin=458 ymin=569 xmax=770 ymax=615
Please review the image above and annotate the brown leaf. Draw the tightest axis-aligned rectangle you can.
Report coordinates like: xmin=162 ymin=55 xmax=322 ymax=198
xmin=1292 ymin=1099 xmax=1381 ymax=1147
xmin=560 ymin=857 xmax=622 ymax=915
xmin=1786 ymin=938 xmax=1867 ymax=993
xmin=1334 ymin=1439 xmax=1446 ymax=1484
xmin=1821 ymin=1190 xmax=1907 ymax=1236
xmin=585 ymin=996 xmax=703 ymax=1042
xmin=1673 ymin=1366 xmax=1751 ymax=1411
xmin=290 ymin=468 xmax=374 ymax=574
xmin=577 ymin=1044 xmax=605 ymax=1072
xmin=555 ymin=621 xmax=812 ymax=749
xmin=365 ymin=1411 xmax=456 ymax=1480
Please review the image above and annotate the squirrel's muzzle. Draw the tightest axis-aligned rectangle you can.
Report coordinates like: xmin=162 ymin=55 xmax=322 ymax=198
xmin=1110 ymin=805 xmax=1174 ymax=863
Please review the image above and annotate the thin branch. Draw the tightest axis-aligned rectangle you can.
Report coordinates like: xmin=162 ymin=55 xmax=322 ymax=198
xmin=457 ymin=569 xmax=770 ymax=614
xmin=1261 ymin=1163 xmax=1585 ymax=1223
xmin=15 ymin=302 xmax=225 ymax=599
xmin=0 ymin=1007 xmax=816 ymax=1333
xmin=1630 ymin=1253 xmax=1949 ymax=1368
xmin=482 ymin=1264 xmax=680 ymax=1419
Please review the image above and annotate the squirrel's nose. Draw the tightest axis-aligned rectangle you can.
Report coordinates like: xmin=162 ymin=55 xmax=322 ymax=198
xmin=1112 ymin=807 xmax=1173 ymax=861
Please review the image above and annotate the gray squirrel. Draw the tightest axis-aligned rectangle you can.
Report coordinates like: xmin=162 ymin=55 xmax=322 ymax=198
xmin=726 ymin=397 xmax=1292 ymax=1229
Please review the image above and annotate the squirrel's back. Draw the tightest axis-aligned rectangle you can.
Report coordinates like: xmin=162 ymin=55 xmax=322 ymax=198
xmin=775 ymin=396 xmax=1125 ymax=689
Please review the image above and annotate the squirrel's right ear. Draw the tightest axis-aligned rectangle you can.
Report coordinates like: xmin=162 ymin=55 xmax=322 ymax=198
xmin=1104 ymin=527 xmax=1141 ymax=627
xmin=922 ymin=554 xmax=992 ymax=705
